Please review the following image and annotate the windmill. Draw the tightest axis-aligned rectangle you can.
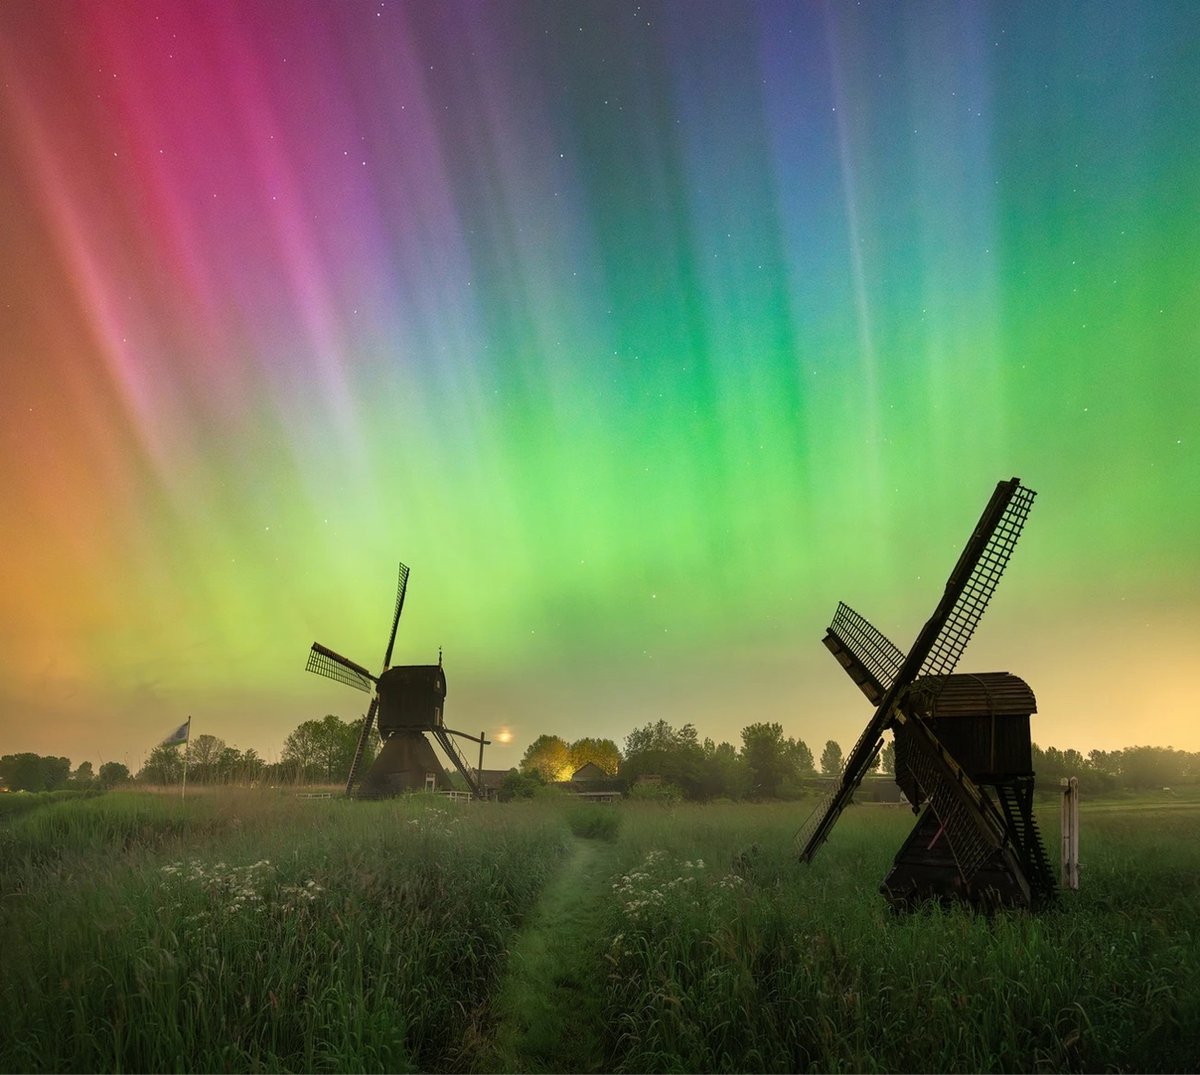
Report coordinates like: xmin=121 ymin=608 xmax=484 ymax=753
xmin=304 ymin=562 xmax=489 ymax=798
xmin=798 ymin=477 xmax=1056 ymax=910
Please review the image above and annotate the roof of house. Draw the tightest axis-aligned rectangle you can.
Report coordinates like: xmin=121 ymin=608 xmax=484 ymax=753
xmin=476 ymin=767 xmax=515 ymax=789
xmin=570 ymin=762 xmax=611 ymax=782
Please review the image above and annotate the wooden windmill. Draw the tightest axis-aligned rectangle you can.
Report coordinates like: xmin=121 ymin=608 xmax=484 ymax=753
xmin=304 ymin=562 xmax=488 ymax=798
xmin=798 ymin=477 xmax=1056 ymax=910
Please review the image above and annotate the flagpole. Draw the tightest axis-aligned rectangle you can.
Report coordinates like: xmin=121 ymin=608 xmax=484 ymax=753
xmin=181 ymin=716 xmax=192 ymax=801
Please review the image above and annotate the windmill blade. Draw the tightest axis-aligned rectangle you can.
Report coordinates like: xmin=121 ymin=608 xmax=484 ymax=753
xmin=917 ymin=479 xmax=1036 ymax=680
xmin=305 ymin=642 xmax=375 ymax=692
xmin=382 ymin=562 xmax=410 ymax=670
xmin=823 ymin=602 xmax=905 ymax=705
xmin=799 ymin=477 xmax=1035 ymax=864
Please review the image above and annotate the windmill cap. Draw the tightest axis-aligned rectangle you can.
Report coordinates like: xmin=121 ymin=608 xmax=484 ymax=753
xmin=378 ymin=664 xmax=447 ymax=694
xmin=904 ymin=672 xmax=1036 ymax=718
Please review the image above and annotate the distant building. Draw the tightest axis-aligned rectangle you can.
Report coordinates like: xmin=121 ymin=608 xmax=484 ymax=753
xmin=569 ymin=762 xmax=610 ymax=784
xmin=562 ymin=762 xmax=622 ymax=803
xmin=475 ymin=768 xmax=513 ymax=800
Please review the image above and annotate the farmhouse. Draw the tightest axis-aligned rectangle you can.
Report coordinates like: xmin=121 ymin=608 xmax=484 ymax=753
xmin=562 ymin=762 xmax=622 ymax=802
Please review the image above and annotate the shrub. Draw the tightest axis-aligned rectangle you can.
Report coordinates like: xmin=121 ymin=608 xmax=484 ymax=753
xmin=626 ymin=781 xmax=682 ymax=804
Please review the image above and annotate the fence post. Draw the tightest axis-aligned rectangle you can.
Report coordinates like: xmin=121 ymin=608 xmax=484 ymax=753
xmin=1060 ymin=776 xmax=1080 ymax=890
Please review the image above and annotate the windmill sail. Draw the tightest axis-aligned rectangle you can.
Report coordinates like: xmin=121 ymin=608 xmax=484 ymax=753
xmin=822 ymin=603 xmax=905 ymax=705
xmin=306 ymin=642 xmax=375 ymax=692
xmin=382 ymin=562 xmax=410 ymax=670
xmin=917 ymin=481 xmax=1036 ymax=681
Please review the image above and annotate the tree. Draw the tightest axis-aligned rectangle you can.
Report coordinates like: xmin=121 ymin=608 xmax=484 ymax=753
xmin=820 ymin=740 xmax=843 ymax=776
xmin=621 ymin=720 xmax=705 ymax=799
xmin=520 ymin=735 xmax=572 ymax=782
xmin=697 ymin=738 xmax=749 ymax=800
xmin=1119 ymin=745 xmax=1188 ymax=789
xmin=236 ymin=748 xmax=266 ymax=785
xmin=0 ymin=753 xmax=70 ymax=792
xmin=138 ymin=745 xmax=184 ymax=784
xmin=282 ymin=714 xmax=378 ymax=785
xmin=792 ymin=738 xmax=815 ymax=776
xmin=740 ymin=723 xmax=799 ymax=798
xmin=72 ymin=761 xmax=95 ymax=787
xmin=187 ymin=734 xmax=227 ymax=784
xmin=217 ymin=746 xmax=243 ymax=782
xmin=315 ymin=714 xmax=356 ymax=782
xmin=879 ymin=741 xmax=896 ymax=775
xmin=568 ymin=737 xmax=621 ymax=776
xmin=97 ymin=761 xmax=131 ymax=788
xmin=282 ymin=720 xmax=324 ymax=782
xmin=499 ymin=768 xmax=545 ymax=801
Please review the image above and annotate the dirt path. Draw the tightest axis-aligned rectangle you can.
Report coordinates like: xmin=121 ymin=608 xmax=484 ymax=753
xmin=477 ymin=836 xmax=617 ymax=1073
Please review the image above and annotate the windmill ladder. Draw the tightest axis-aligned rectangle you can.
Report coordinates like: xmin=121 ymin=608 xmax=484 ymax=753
xmin=344 ymin=699 xmax=378 ymax=796
xmin=431 ymin=727 xmax=482 ymax=798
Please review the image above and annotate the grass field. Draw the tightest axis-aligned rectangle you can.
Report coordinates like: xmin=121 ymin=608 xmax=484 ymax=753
xmin=1 ymin=787 xmax=1197 ymax=1073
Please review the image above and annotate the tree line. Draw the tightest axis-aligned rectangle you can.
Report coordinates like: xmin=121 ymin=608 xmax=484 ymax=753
xmin=2 ymin=721 xmax=1197 ymax=796
xmin=0 ymin=714 xmax=375 ymax=792
xmin=514 ymin=721 xmax=868 ymax=801
xmin=514 ymin=722 xmax=1200 ymax=802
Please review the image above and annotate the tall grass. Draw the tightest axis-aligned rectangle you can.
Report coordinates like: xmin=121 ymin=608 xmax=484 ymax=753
xmin=3 ymin=791 xmax=1197 ymax=1072
xmin=0 ymin=788 xmax=103 ymax=822
xmin=0 ymin=792 xmax=570 ymax=1072
xmin=598 ymin=801 xmax=1200 ymax=1073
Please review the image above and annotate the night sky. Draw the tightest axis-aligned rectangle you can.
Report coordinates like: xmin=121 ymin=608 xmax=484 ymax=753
xmin=1 ymin=1 xmax=1197 ymax=772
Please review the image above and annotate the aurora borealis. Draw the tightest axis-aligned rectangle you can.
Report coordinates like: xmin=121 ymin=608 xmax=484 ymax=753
xmin=1 ymin=1 xmax=1197 ymax=770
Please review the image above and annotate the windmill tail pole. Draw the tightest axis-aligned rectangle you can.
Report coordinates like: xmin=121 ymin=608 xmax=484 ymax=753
xmin=1060 ymin=776 xmax=1080 ymax=889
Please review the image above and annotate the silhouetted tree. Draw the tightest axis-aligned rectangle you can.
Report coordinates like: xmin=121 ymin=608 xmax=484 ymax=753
xmin=98 ymin=761 xmax=131 ymax=788
xmin=282 ymin=721 xmax=323 ymax=782
xmin=820 ymin=740 xmax=843 ymax=776
xmin=740 ymin=722 xmax=798 ymax=798
xmin=696 ymin=738 xmax=749 ymax=800
xmin=1119 ymin=745 xmax=1189 ymax=788
xmin=880 ymin=741 xmax=896 ymax=776
xmin=621 ymin=720 xmax=705 ymax=798
xmin=138 ymin=745 xmax=184 ymax=784
xmin=499 ymin=768 xmax=545 ymax=801
xmin=188 ymin=734 xmax=226 ymax=783
xmin=792 ymin=738 xmax=815 ymax=776
xmin=0 ymin=753 xmax=71 ymax=792
xmin=71 ymin=761 xmax=95 ymax=787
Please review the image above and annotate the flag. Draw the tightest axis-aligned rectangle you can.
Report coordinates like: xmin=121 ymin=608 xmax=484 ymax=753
xmin=162 ymin=718 xmax=191 ymax=747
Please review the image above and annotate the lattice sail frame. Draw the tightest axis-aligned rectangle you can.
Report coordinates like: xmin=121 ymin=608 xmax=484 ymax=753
xmin=828 ymin=602 xmax=905 ymax=695
xmin=918 ymin=482 xmax=1035 ymax=681
xmin=306 ymin=642 xmax=375 ymax=692
xmin=382 ymin=562 xmax=411 ymax=670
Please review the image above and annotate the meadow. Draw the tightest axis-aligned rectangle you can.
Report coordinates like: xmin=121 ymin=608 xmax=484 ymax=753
xmin=1 ymin=787 xmax=1196 ymax=1073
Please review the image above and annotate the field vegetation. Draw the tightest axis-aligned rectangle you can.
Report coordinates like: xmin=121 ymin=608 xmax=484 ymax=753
xmin=1 ymin=786 xmax=1197 ymax=1072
